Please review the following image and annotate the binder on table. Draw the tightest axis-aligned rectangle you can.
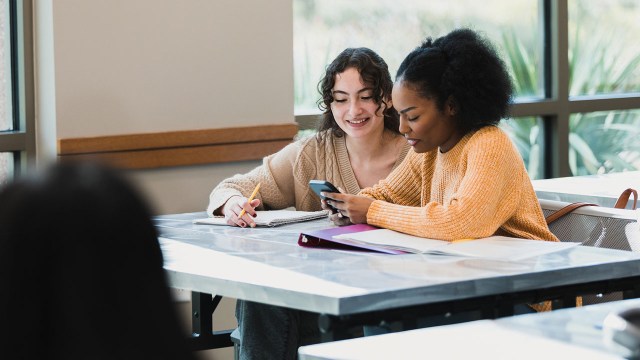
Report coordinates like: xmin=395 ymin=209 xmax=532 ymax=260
xmin=299 ymin=226 xmax=578 ymax=259
xmin=298 ymin=224 xmax=406 ymax=255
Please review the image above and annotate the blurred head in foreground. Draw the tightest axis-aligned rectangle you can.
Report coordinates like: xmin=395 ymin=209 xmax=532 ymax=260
xmin=0 ymin=161 xmax=194 ymax=360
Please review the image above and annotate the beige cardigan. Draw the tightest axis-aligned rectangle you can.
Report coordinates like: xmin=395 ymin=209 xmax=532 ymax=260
xmin=208 ymin=131 xmax=410 ymax=215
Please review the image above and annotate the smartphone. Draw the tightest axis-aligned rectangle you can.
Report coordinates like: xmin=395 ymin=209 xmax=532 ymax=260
xmin=309 ymin=180 xmax=341 ymax=212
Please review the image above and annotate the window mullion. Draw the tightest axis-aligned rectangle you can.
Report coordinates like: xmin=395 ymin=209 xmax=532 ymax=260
xmin=543 ymin=0 xmax=570 ymax=178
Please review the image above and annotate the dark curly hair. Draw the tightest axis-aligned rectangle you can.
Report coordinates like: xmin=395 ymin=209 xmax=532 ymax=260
xmin=316 ymin=47 xmax=399 ymax=137
xmin=396 ymin=29 xmax=513 ymax=134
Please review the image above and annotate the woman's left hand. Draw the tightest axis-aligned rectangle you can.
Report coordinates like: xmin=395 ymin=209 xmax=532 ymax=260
xmin=322 ymin=192 xmax=374 ymax=225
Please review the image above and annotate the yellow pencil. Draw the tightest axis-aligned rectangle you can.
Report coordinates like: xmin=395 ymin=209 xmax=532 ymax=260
xmin=239 ymin=182 xmax=261 ymax=218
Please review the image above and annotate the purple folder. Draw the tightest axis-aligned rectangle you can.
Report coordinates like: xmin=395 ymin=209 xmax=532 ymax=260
xmin=297 ymin=224 xmax=408 ymax=255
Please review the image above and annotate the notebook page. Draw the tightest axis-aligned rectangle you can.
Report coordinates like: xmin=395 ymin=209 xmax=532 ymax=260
xmin=193 ymin=210 xmax=327 ymax=227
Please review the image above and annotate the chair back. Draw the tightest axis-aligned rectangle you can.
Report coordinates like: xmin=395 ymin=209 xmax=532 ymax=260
xmin=540 ymin=198 xmax=639 ymax=305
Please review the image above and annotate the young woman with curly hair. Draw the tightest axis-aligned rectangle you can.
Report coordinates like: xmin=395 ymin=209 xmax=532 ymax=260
xmin=208 ymin=47 xmax=408 ymax=228
xmin=208 ymin=47 xmax=409 ymax=359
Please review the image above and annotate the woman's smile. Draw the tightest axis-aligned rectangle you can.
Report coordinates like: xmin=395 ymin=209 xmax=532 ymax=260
xmin=346 ymin=117 xmax=369 ymax=126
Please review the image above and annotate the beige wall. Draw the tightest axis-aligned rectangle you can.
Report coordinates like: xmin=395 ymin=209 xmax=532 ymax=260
xmin=52 ymin=0 xmax=293 ymax=138
xmin=36 ymin=1 xmax=295 ymax=359
xmin=40 ymin=0 xmax=293 ymax=215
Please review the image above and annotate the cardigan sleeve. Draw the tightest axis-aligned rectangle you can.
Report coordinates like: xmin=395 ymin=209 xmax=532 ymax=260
xmin=366 ymin=131 xmax=525 ymax=241
xmin=206 ymin=140 xmax=302 ymax=215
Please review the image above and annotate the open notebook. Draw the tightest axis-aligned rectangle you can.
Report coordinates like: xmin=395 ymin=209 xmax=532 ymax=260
xmin=193 ymin=210 xmax=327 ymax=227
xmin=300 ymin=226 xmax=578 ymax=260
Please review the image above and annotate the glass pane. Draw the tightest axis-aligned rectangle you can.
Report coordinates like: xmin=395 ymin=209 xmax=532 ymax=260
xmin=0 ymin=152 xmax=14 ymax=185
xmin=294 ymin=0 xmax=541 ymax=114
xmin=500 ymin=117 xmax=544 ymax=180
xmin=569 ymin=110 xmax=640 ymax=176
xmin=0 ymin=0 xmax=12 ymax=131
xmin=569 ymin=0 xmax=640 ymax=96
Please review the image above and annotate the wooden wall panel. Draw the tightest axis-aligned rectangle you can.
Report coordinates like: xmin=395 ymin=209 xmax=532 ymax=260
xmin=57 ymin=124 xmax=298 ymax=169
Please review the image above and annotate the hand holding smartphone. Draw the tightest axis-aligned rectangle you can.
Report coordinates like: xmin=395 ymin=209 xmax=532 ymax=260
xmin=309 ymin=180 xmax=341 ymax=213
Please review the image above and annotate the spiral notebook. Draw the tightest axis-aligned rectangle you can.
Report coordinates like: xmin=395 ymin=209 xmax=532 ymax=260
xmin=193 ymin=210 xmax=327 ymax=227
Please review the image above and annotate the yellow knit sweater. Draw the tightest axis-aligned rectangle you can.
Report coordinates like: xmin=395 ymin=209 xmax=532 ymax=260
xmin=361 ymin=126 xmax=558 ymax=243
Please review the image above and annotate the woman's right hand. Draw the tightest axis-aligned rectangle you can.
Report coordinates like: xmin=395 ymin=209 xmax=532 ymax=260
xmin=221 ymin=196 xmax=261 ymax=228
xmin=321 ymin=199 xmax=352 ymax=226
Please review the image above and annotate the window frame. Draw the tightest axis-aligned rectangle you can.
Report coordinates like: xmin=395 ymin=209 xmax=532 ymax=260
xmin=0 ymin=0 xmax=35 ymax=178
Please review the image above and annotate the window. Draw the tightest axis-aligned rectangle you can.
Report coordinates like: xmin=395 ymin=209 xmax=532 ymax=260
xmin=0 ymin=152 xmax=14 ymax=184
xmin=569 ymin=0 xmax=640 ymax=96
xmin=0 ymin=0 xmax=34 ymax=184
xmin=294 ymin=0 xmax=640 ymax=178
xmin=569 ymin=110 xmax=640 ymax=175
xmin=0 ymin=0 xmax=11 ymax=132
xmin=565 ymin=0 xmax=640 ymax=176
xmin=294 ymin=0 xmax=541 ymax=114
xmin=0 ymin=0 xmax=13 ymax=184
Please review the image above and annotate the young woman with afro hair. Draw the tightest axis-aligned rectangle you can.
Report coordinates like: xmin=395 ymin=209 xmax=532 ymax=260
xmin=325 ymin=29 xmax=558 ymax=253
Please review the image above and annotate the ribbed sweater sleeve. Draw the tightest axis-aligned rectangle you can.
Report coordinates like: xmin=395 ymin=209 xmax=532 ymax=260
xmin=364 ymin=126 xmax=557 ymax=242
xmin=207 ymin=140 xmax=301 ymax=215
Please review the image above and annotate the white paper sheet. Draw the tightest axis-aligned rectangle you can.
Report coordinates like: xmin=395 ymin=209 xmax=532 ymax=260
xmin=334 ymin=230 xmax=577 ymax=260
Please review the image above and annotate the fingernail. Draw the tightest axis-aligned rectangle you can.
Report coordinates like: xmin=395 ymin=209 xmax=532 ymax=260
xmin=240 ymin=223 xmax=246 ymax=228
xmin=250 ymin=223 xmax=256 ymax=228
xmin=252 ymin=213 xmax=257 ymax=218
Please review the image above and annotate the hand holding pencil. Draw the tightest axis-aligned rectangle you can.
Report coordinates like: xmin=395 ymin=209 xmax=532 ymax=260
xmin=222 ymin=183 xmax=261 ymax=228
xmin=239 ymin=183 xmax=261 ymax=218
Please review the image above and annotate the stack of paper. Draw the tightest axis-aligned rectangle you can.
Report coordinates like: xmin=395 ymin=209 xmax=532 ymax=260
xmin=193 ymin=210 xmax=327 ymax=227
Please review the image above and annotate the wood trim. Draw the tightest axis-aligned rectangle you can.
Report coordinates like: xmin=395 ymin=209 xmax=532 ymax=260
xmin=59 ymin=140 xmax=294 ymax=169
xmin=57 ymin=124 xmax=299 ymax=169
